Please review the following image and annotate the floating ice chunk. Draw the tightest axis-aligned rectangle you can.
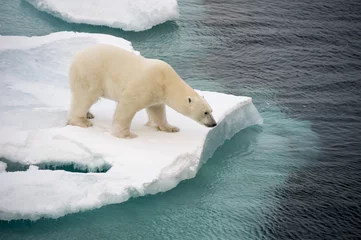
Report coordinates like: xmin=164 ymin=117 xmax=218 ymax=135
xmin=0 ymin=32 xmax=262 ymax=221
xmin=27 ymin=165 xmax=40 ymax=171
xmin=0 ymin=161 xmax=6 ymax=173
xmin=25 ymin=0 xmax=179 ymax=31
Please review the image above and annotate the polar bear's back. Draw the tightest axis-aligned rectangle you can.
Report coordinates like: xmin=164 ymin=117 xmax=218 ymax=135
xmin=68 ymin=44 xmax=167 ymax=102
xmin=70 ymin=44 xmax=144 ymax=77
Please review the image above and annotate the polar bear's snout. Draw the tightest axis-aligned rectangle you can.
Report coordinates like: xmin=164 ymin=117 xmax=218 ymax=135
xmin=204 ymin=115 xmax=217 ymax=127
xmin=204 ymin=114 xmax=217 ymax=128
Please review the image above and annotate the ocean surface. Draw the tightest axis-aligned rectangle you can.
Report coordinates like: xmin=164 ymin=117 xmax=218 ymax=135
xmin=1 ymin=0 xmax=361 ymax=239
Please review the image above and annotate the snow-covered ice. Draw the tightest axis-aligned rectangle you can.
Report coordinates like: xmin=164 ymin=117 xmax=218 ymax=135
xmin=25 ymin=0 xmax=179 ymax=31
xmin=0 ymin=32 xmax=263 ymax=221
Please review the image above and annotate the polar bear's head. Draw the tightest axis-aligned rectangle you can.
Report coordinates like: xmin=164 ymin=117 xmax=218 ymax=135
xmin=186 ymin=95 xmax=217 ymax=128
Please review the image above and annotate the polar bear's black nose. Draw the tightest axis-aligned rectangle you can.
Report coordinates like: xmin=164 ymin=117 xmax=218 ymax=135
xmin=206 ymin=122 xmax=217 ymax=128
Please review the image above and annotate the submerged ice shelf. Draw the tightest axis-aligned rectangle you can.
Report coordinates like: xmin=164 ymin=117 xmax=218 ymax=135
xmin=0 ymin=32 xmax=263 ymax=221
xmin=26 ymin=0 xmax=179 ymax=31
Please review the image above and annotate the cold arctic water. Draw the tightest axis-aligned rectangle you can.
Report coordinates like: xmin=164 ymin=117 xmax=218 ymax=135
xmin=1 ymin=0 xmax=361 ymax=239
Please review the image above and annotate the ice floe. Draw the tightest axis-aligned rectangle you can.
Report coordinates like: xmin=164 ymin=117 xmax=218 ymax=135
xmin=26 ymin=0 xmax=179 ymax=31
xmin=0 ymin=32 xmax=262 ymax=220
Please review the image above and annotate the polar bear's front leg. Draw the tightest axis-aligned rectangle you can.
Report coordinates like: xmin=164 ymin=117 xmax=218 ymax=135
xmin=112 ymin=103 xmax=138 ymax=139
xmin=146 ymin=104 xmax=180 ymax=133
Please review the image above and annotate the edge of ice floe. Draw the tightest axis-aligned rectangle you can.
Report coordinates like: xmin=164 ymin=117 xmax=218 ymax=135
xmin=139 ymin=96 xmax=263 ymax=195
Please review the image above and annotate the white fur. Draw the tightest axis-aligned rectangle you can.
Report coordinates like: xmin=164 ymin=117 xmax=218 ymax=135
xmin=67 ymin=44 xmax=217 ymax=138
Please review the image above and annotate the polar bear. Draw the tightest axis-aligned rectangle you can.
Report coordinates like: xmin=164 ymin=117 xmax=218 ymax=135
xmin=67 ymin=44 xmax=217 ymax=138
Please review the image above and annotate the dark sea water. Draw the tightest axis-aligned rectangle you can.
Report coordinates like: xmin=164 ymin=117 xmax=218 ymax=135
xmin=1 ymin=0 xmax=361 ymax=239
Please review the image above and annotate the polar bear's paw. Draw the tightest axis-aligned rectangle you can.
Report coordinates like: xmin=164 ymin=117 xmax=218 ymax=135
xmin=114 ymin=131 xmax=138 ymax=139
xmin=158 ymin=124 xmax=180 ymax=133
xmin=67 ymin=117 xmax=93 ymax=128
xmin=86 ymin=112 xmax=94 ymax=119
xmin=145 ymin=120 xmax=157 ymax=127
xmin=126 ymin=132 xmax=138 ymax=139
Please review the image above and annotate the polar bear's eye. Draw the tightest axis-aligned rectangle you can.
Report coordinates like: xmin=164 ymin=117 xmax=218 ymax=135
xmin=204 ymin=112 xmax=208 ymax=115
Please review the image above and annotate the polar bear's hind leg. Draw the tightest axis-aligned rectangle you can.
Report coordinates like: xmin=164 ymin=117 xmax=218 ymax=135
xmin=67 ymin=92 xmax=99 ymax=128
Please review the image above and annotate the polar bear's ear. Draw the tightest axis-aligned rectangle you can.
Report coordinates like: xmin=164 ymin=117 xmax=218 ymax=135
xmin=187 ymin=97 xmax=192 ymax=104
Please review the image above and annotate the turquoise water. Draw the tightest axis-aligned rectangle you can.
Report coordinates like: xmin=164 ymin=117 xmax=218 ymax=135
xmin=2 ymin=0 xmax=360 ymax=239
xmin=0 ymin=113 xmax=317 ymax=239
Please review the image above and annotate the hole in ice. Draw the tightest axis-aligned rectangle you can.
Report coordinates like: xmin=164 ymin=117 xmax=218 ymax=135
xmin=36 ymin=162 xmax=111 ymax=173
xmin=0 ymin=158 xmax=111 ymax=173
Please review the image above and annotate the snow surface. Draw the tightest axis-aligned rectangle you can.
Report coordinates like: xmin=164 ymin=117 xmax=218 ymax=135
xmin=0 ymin=32 xmax=263 ymax=221
xmin=26 ymin=0 xmax=179 ymax=31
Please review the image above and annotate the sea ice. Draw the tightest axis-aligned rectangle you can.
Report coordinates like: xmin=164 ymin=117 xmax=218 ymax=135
xmin=25 ymin=0 xmax=179 ymax=31
xmin=0 ymin=32 xmax=262 ymax=221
